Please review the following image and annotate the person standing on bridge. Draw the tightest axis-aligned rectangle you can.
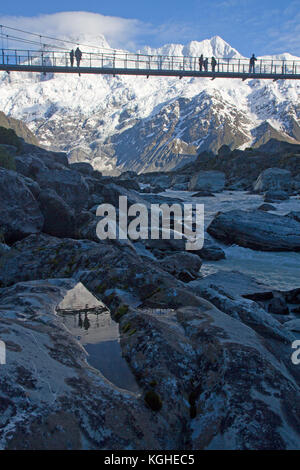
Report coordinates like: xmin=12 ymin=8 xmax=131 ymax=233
xmin=211 ymin=56 xmax=217 ymax=73
xmin=70 ymin=49 xmax=74 ymax=67
xmin=75 ymin=47 xmax=82 ymax=67
xmin=249 ymin=53 xmax=257 ymax=73
xmin=203 ymin=57 xmax=208 ymax=71
xmin=199 ymin=54 xmax=204 ymax=71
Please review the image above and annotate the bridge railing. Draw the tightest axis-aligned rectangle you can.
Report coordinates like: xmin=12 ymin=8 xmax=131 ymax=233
xmin=0 ymin=48 xmax=299 ymax=76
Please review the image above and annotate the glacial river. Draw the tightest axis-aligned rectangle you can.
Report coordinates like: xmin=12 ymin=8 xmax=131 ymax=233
xmin=164 ymin=190 xmax=300 ymax=291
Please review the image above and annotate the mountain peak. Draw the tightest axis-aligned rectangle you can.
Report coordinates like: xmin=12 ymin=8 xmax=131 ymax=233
xmin=139 ymin=36 xmax=241 ymax=59
xmin=183 ymin=36 xmax=241 ymax=58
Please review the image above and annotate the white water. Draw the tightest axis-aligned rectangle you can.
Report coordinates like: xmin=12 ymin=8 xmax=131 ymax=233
xmin=164 ymin=190 xmax=300 ymax=291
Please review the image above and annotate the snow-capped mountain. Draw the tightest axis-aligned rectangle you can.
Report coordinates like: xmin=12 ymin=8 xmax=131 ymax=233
xmin=0 ymin=35 xmax=299 ymax=173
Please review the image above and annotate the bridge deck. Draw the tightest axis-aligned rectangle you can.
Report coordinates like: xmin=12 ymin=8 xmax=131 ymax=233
xmin=1 ymin=64 xmax=299 ymax=80
xmin=1 ymin=48 xmax=300 ymax=80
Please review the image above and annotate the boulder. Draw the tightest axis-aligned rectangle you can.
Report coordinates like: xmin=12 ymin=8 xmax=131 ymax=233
xmin=35 ymin=167 xmax=89 ymax=211
xmin=188 ymin=171 xmax=225 ymax=192
xmin=207 ymin=209 xmax=300 ymax=251
xmin=189 ymin=270 xmax=273 ymax=301
xmin=188 ymin=281 xmax=294 ymax=344
xmin=69 ymin=162 xmax=94 ymax=175
xmin=194 ymin=238 xmax=225 ymax=260
xmin=116 ymin=179 xmax=140 ymax=191
xmin=38 ymin=189 xmax=76 ymax=238
xmin=0 ymin=168 xmax=43 ymax=243
xmin=159 ymin=252 xmax=202 ymax=282
xmin=268 ymin=294 xmax=289 ymax=315
xmin=253 ymin=168 xmax=292 ymax=193
xmin=119 ymin=170 xmax=137 ymax=180
xmin=15 ymin=154 xmax=48 ymax=179
xmin=0 ymin=233 xmax=183 ymax=306
xmin=264 ymin=190 xmax=289 ymax=202
xmin=257 ymin=203 xmax=276 ymax=211
xmin=18 ymin=174 xmax=41 ymax=199
xmin=283 ymin=319 xmax=300 ymax=333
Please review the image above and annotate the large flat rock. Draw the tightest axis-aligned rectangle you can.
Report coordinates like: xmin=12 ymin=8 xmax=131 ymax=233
xmin=0 ymin=279 xmax=168 ymax=450
xmin=189 ymin=270 xmax=273 ymax=299
xmin=207 ymin=209 xmax=300 ymax=251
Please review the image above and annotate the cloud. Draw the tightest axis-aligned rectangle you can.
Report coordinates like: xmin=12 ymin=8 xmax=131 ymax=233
xmin=0 ymin=11 xmax=221 ymax=53
xmin=0 ymin=11 xmax=150 ymax=51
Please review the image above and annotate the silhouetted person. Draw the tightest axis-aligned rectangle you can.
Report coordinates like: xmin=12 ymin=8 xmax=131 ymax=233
xmin=83 ymin=313 xmax=90 ymax=331
xmin=75 ymin=47 xmax=82 ymax=67
xmin=203 ymin=58 xmax=208 ymax=71
xmin=249 ymin=53 xmax=257 ymax=73
xmin=199 ymin=54 xmax=204 ymax=71
xmin=211 ymin=56 xmax=217 ymax=72
xmin=70 ymin=49 xmax=74 ymax=67
xmin=78 ymin=312 xmax=83 ymax=328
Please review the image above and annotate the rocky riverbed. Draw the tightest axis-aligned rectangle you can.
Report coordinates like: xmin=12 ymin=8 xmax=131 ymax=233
xmin=0 ymin=128 xmax=300 ymax=449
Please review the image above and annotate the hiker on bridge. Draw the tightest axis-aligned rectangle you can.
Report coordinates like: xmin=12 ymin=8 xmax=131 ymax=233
xmin=199 ymin=54 xmax=204 ymax=71
xmin=203 ymin=57 xmax=208 ymax=71
xmin=249 ymin=53 xmax=257 ymax=73
xmin=75 ymin=47 xmax=82 ymax=67
xmin=70 ymin=49 xmax=74 ymax=67
xmin=211 ymin=56 xmax=217 ymax=72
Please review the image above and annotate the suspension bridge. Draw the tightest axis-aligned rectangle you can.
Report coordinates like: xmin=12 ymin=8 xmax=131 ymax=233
xmin=1 ymin=48 xmax=300 ymax=80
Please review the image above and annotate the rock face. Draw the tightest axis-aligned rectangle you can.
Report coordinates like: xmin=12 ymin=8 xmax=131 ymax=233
xmin=0 ymin=111 xmax=39 ymax=146
xmin=253 ymin=168 xmax=292 ymax=193
xmin=123 ymin=303 xmax=300 ymax=450
xmin=0 ymin=169 xmax=44 ymax=243
xmin=188 ymin=171 xmax=225 ymax=192
xmin=207 ymin=209 xmax=300 ymax=251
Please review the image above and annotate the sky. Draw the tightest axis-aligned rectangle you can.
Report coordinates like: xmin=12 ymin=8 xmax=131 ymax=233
xmin=0 ymin=1 xmax=300 ymax=57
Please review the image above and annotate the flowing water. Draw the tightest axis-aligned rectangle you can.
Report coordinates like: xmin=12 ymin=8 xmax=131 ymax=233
xmin=164 ymin=190 xmax=300 ymax=291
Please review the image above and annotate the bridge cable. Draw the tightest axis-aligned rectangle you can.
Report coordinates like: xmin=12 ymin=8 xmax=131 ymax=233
xmin=0 ymin=23 xmax=123 ymax=54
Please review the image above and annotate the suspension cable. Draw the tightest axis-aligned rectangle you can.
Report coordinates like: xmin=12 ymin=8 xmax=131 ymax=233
xmin=0 ymin=23 xmax=123 ymax=53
